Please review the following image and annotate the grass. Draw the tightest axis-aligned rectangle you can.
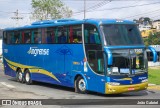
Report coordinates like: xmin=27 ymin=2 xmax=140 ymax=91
xmin=148 ymin=67 xmax=160 ymax=85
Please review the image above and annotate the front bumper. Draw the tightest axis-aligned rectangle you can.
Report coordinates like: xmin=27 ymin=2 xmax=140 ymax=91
xmin=105 ymin=82 xmax=148 ymax=94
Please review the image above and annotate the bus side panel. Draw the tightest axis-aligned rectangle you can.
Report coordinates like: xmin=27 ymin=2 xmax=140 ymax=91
xmin=3 ymin=44 xmax=16 ymax=77
xmin=52 ymin=44 xmax=85 ymax=87
xmin=3 ymin=44 xmax=89 ymax=89
xmin=3 ymin=60 xmax=12 ymax=77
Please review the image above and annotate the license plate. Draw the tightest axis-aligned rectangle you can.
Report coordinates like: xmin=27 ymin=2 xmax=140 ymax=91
xmin=128 ymin=87 xmax=135 ymax=91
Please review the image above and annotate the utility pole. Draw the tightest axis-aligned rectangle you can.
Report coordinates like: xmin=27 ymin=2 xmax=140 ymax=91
xmin=11 ymin=9 xmax=23 ymax=27
xmin=84 ymin=0 xmax=86 ymax=19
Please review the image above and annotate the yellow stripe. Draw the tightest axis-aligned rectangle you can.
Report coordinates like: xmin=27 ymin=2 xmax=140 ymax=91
xmin=121 ymin=78 xmax=132 ymax=80
xmin=7 ymin=64 xmax=16 ymax=71
xmin=4 ymin=58 xmax=60 ymax=83
xmin=5 ymin=58 xmax=35 ymax=69
xmin=113 ymin=78 xmax=132 ymax=81
xmin=31 ymin=69 xmax=60 ymax=83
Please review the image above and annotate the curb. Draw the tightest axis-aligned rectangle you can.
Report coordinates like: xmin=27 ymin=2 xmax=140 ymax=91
xmin=148 ymin=84 xmax=160 ymax=91
xmin=148 ymin=83 xmax=156 ymax=86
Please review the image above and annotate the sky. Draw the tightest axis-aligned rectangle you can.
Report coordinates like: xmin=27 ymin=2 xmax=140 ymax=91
xmin=0 ymin=0 xmax=160 ymax=29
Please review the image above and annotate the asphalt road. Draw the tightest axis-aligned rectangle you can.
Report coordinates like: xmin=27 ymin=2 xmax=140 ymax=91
xmin=0 ymin=63 xmax=159 ymax=108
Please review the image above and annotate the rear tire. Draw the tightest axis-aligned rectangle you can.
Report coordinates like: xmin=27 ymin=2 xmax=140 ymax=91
xmin=24 ymin=70 xmax=32 ymax=85
xmin=75 ymin=76 xmax=87 ymax=94
xmin=16 ymin=69 xmax=24 ymax=83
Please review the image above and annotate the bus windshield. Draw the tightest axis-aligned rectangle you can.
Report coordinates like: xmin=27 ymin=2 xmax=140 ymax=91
xmin=101 ymin=24 xmax=143 ymax=46
xmin=109 ymin=49 xmax=147 ymax=76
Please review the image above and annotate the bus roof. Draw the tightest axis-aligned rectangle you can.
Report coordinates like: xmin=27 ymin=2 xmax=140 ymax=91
xmin=4 ymin=18 xmax=135 ymax=31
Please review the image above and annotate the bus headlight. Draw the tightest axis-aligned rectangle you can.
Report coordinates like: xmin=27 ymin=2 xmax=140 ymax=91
xmin=107 ymin=67 xmax=112 ymax=75
xmin=141 ymin=79 xmax=148 ymax=83
xmin=107 ymin=82 xmax=120 ymax=86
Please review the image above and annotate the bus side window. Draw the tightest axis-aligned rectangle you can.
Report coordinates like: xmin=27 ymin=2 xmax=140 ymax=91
xmin=6 ymin=31 xmax=12 ymax=44
xmin=32 ymin=29 xmax=41 ymax=44
xmin=14 ymin=31 xmax=22 ymax=44
xmin=46 ymin=27 xmax=54 ymax=44
xmin=3 ymin=32 xmax=7 ymax=44
xmin=84 ymin=24 xmax=101 ymax=44
xmin=88 ymin=50 xmax=104 ymax=75
xmin=72 ymin=25 xmax=82 ymax=43
xmin=11 ymin=32 xmax=14 ymax=44
xmin=24 ymin=30 xmax=31 ymax=44
xmin=57 ymin=27 xmax=68 ymax=44
xmin=94 ymin=31 xmax=101 ymax=44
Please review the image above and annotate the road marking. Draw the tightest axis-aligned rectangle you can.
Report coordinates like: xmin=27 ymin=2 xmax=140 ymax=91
xmin=0 ymin=82 xmax=15 ymax=88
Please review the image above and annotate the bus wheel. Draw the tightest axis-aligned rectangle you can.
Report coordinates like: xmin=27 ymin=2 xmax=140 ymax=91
xmin=24 ymin=70 xmax=32 ymax=85
xmin=16 ymin=69 xmax=24 ymax=83
xmin=76 ymin=76 xmax=87 ymax=94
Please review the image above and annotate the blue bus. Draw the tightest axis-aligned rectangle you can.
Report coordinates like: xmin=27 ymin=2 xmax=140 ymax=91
xmin=3 ymin=19 xmax=157 ymax=94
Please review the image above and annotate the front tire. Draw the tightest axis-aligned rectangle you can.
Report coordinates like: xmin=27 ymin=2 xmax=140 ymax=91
xmin=24 ymin=70 xmax=32 ymax=85
xmin=75 ymin=76 xmax=87 ymax=94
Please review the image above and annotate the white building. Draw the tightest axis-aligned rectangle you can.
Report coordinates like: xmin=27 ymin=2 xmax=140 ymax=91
xmin=139 ymin=24 xmax=152 ymax=31
xmin=152 ymin=20 xmax=160 ymax=30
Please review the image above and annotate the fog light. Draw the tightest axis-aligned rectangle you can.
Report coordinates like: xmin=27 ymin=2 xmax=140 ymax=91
xmin=107 ymin=82 xmax=120 ymax=86
xmin=141 ymin=79 xmax=148 ymax=83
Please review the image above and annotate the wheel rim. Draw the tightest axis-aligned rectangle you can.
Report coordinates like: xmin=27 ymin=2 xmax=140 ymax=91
xmin=18 ymin=72 xmax=23 ymax=81
xmin=25 ymin=72 xmax=30 ymax=82
xmin=78 ymin=79 xmax=86 ymax=91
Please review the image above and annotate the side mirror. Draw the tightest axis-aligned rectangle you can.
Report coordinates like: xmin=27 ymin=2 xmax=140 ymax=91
xmin=148 ymin=46 xmax=158 ymax=62
xmin=104 ymin=48 xmax=113 ymax=65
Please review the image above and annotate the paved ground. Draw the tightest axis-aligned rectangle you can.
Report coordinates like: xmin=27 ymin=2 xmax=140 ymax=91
xmin=0 ymin=63 xmax=160 ymax=108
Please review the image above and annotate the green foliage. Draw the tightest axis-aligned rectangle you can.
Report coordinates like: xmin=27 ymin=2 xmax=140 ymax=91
xmin=148 ymin=68 xmax=160 ymax=85
xmin=31 ymin=0 xmax=72 ymax=20
xmin=143 ymin=31 xmax=160 ymax=46
xmin=143 ymin=37 xmax=148 ymax=46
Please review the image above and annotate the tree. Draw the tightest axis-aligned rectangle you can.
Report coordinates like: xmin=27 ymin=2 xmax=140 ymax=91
xmin=143 ymin=32 xmax=160 ymax=46
xmin=143 ymin=17 xmax=152 ymax=25
xmin=31 ymin=0 xmax=72 ymax=20
xmin=136 ymin=17 xmax=152 ymax=25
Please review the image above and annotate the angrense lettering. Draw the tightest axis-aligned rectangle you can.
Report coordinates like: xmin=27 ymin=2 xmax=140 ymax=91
xmin=28 ymin=47 xmax=49 ymax=56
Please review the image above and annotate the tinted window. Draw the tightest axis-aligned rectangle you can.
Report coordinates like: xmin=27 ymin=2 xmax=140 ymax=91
xmin=88 ymin=50 xmax=104 ymax=75
xmin=14 ymin=31 xmax=22 ymax=44
xmin=32 ymin=29 xmax=42 ymax=44
xmin=3 ymin=32 xmax=7 ymax=44
xmin=45 ymin=27 xmax=55 ymax=44
xmin=69 ymin=25 xmax=82 ymax=43
xmin=24 ymin=30 xmax=31 ymax=44
xmin=84 ymin=24 xmax=101 ymax=44
xmin=56 ymin=26 xmax=68 ymax=44
xmin=3 ymin=25 xmax=82 ymax=45
xmin=6 ymin=31 xmax=13 ymax=44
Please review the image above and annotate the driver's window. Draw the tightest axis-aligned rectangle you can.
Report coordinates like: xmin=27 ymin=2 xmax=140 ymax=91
xmin=88 ymin=50 xmax=104 ymax=75
xmin=84 ymin=24 xmax=101 ymax=44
